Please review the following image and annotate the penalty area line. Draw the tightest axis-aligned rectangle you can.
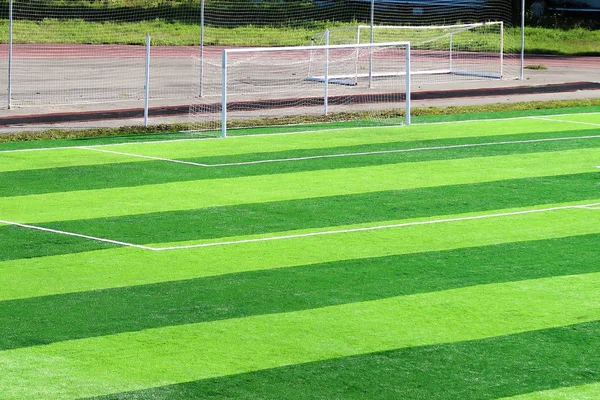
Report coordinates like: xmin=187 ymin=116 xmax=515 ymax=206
xmin=78 ymin=147 xmax=212 ymax=167
xmin=152 ymin=202 xmax=600 ymax=251
xmin=0 ymin=219 xmax=157 ymax=251
xmin=529 ymin=116 xmax=600 ymax=127
xmin=2 ymin=202 xmax=598 ymax=252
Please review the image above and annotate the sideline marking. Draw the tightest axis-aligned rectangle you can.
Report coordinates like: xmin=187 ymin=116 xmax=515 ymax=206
xmin=0 ymin=219 xmax=155 ymax=251
xmin=79 ymin=134 xmax=600 ymax=168
xmin=529 ymin=116 xmax=600 ymax=127
xmin=2 ymin=202 xmax=599 ymax=251
xmin=0 ymin=112 xmax=599 ymax=154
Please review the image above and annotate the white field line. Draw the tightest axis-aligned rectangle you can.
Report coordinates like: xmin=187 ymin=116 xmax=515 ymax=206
xmin=77 ymin=134 xmax=600 ymax=168
xmin=529 ymin=116 xmax=600 ymax=127
xmin=151 ymin=202 xmax=600 ymax=251
xmin=3 ymin=203 xmax=599 ymax=252
xmin=1 ymin=111 xmax=599 ymax=154
xmin=79 ymin=147 xmax=212 ymax=167
xmin=0 ymin=219 xmax=156 ymax=251
xmin=576 ymin=205 xmax=600 ymax=210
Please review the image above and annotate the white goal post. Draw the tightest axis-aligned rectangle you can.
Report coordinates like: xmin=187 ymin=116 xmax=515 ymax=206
xmin=311 ymin=21 xmax=505 ymax=81
xmin=189 ymin=41 xmax=412 ymax=137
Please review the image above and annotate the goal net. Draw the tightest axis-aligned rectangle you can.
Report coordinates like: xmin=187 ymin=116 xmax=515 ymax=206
xmin=189 ymin=42 xmax=411 ymax=137
xmin=310 ymin=22 xmax=506 ymax=83
xmin=5 ymin=0 xmax=201 ymax=107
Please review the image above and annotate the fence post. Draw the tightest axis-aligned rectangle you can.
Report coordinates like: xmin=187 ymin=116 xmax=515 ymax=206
xmin=449 ymin=31 xmax=453 ymax=73
xmin=405 ymin=43 xmax=411 ymax=126
xmin=369 ymin=0 xmax=374 ymax=88
xmin=323 ymin=30 xmax=329 ymax=116
xmin=500 ymin=21 xmax=504 ymax=78
xmin=144 ymin=34 xmax=150 ymax=127
xmin=8 ymin=0 xmax=13 ymax=109
xmin=520 ymin=0 xmax=525 ymax=79
xmin=199 ymin=0 xmax=205 ymax=97
xmin=221 ymin=49 xmax=227 ymax=138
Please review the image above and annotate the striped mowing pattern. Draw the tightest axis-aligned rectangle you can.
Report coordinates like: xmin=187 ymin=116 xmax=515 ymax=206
xmin=1 ymin=114 xmax=599 ymax=399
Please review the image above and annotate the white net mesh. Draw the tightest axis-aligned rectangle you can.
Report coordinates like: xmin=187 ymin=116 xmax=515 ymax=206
xmin=1 ymin=0 xmax=519 ymax=113
xmin=314 ymin=22 xmax=509 ymax=82
xmin=189 ymin=42 xmax=410 ymax=135
xmin=6 ymin=1 xmax=201 ymax=106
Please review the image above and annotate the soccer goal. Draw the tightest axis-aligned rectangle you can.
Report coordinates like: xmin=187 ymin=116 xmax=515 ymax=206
xmin=310 ymin=21 xmax=505 ymax=82
xmin=189 ymin=41 xmax=411 ymax=138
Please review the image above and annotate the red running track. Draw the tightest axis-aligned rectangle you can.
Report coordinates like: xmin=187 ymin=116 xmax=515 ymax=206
xmin=0 ymin=44 xmax=596 ymax=67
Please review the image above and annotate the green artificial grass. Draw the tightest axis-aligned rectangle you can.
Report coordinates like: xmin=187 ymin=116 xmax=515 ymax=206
xmin=1 ymin=129 xmax=598 ymax=198
xmin=0 ymin=224 xmax=119 ymax=262
xmin=1 ymin=273 xmax=599 ymax=399
xmin=4 ymin=173 xmax=591 ymax=251
xmin=105 ymin=117 xmax=597 ymax=160
xmin=1 ymin=148 xmax=597 ymax=224
xmin=1 ymin=200 xmax=598 ymax=301
xmin=499 ymin=383 xmax=600 ymax=400
xmin=92 ymin=321 xmax=600 ymax=400
xmin=543 ymin=113 xmax=600 ymax=124
xmin=0 ymin=111 xmax=598 ymax=399
xmin=0 ymin=233 xmax=598 ymax=351
xmin=2 ymin=111 xmax=598 ymax=157
xmin=0 ymin=103 xmax=598 ymax=148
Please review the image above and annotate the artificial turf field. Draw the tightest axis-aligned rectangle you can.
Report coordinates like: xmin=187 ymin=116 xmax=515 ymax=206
xmin=0 ymin=110 xmax=599 ymax=399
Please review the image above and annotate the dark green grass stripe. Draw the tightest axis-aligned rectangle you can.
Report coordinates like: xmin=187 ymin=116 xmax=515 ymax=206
xmin=1 ymin=233 xmax=598 ymax=351
xmin=2 ymin=173 xmax=597 ymax=261
xmin=0 ymin=225 xmax=119 ymax=262
xmin=92 ymin=321 xmax=600 ymax=400
xmin=1 ymin=129 xmax=598 ymax=198
xmin=31 ymin=172 xmax=600 ymax=246
xmin=1 ymin=173 xmax=596 ymax=261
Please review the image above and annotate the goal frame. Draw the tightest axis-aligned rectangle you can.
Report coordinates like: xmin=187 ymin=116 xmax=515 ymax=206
xmin=311 ymin=21 xmax=505 ymax=82
xmin=219 ymin=41 xmax=412 ymax=138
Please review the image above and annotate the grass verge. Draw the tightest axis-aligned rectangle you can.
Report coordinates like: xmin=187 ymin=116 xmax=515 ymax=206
xmin=1 ymin=98 xmax=600 ymax=146
xmin=4 ymin=19 xmax=600 ymax=55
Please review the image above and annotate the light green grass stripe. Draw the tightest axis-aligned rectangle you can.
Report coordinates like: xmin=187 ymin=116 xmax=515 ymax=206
xmin=540 ymin=113 xmax=600 ymax=125
xmin=1 ymin=273 xmax=599 ymax=400
xmin=1 ymin=128 xmax=408 ymax=172
xmin=102 ymin=118 xmax=590 ymax=159
xmin=1 ymin=202 xmax=599 ymax=301
xmin=149 ymin=200 xmax=600 ymax=248
xmin=499 ymin=383 xmax=600 ymax=400
xmin=0 ymin=148 xmax=145 ymax=173
xmin=2 ymin=148 xmax=598 ymax=224
xmin=1 ymin=117 xmax=596 ymax=173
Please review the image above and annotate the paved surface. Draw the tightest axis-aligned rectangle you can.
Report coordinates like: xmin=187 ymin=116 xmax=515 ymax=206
xmin=0 ymin=53 xmax=597 ymax=133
